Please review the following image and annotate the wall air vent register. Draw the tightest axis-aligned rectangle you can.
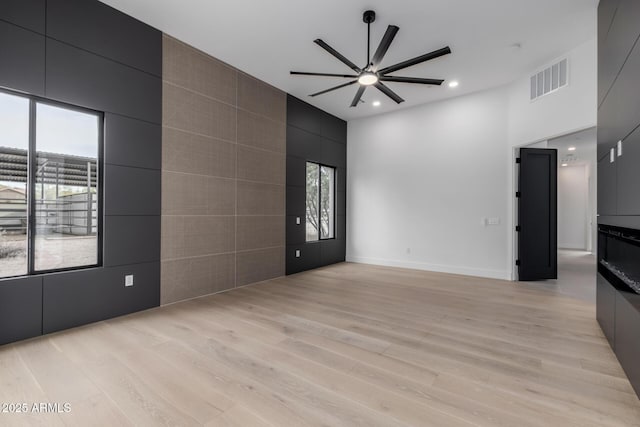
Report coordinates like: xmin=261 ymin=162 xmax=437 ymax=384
xmin=530 ymin=58 xmax=568 ymax=101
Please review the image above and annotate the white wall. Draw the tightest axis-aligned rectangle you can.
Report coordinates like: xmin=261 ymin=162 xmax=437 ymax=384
xmin=347 ymin=88 xmax=510 ymax=279
xmin=507 ymin=38 xmax=597 ymax=147
xmin=558 ymin=165 xmax=589 ymax=250
xmin=347 ymin=36 xmax=597 ymax=281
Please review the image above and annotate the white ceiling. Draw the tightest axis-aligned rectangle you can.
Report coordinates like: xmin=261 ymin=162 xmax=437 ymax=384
xmin=548 ymin=127 xmax=597 ymax=167
xmin=100 ymin=0 xmax=597 ymax=121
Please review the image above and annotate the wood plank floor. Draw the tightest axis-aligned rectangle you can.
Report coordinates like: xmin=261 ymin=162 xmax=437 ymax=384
xmin=1 ymin=262 xmax=639 ymax=426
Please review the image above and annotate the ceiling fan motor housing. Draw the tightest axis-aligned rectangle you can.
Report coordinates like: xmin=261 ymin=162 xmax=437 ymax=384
xmin=363 ymin=10 xmax=376 ymax=24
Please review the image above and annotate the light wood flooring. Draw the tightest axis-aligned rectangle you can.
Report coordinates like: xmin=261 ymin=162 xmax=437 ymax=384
xmin=1 ymin=262 xmax=639 ymax=426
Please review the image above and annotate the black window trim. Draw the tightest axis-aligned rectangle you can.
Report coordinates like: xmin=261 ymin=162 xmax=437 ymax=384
xmin=0 ymin=86 xmax=104 ymax=278
xmin=306 ymin=160 xmax=337 ymax=243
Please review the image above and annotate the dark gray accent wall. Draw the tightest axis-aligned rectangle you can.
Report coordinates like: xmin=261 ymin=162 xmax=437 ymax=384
xmin=597 ymin=0 xmax=640 ymax=222
xmin=0 ymin=19 xmax=45 ymax=95
xmin=286 ymin=95 xmax=346 ymax=274
xmin=0 ymin=0 xmax=161 ymax=345
xmin=597 ymin=0 xmax=640 ymax=399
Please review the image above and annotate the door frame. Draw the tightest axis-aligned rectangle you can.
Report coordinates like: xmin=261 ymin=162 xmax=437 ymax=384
xmin=508 ymin=125 xmax=595 ymax=281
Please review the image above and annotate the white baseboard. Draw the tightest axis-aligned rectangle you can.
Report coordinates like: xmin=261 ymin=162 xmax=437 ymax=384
xmin=345 ymin=256 xmax=511 ymax=281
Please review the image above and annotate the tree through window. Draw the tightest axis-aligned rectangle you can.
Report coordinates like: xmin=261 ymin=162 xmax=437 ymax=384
xmin=306 ymin=162 xmax=335 ymax=241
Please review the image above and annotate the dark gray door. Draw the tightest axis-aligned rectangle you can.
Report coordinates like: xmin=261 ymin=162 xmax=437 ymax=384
xmin=517 ymin=148 xmax=557 ymax=281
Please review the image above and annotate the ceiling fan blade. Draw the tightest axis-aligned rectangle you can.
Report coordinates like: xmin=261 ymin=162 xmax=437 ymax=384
xmin=374 ymin=82 xmax=404 ymax=104
xmin=350 ymin=85 xmax=366 ymax=107
xmin=314 ymin=39 xmax=361 ymax=73
xmin=379 ymin=46 xmax=451 ymax=75
xmin=371 ymin=25 xmax=399 ymax=70
xmin=310 ymin=80 xmax=358 ymax=97
xmin=380 ymin=76 xmax=444 ymax=85
xmin=291 ymin=71 xmax=358 ymax=78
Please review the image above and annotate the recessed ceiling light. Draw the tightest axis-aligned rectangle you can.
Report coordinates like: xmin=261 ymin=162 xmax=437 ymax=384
xmin=568 ymin=146 xmax=576 ymax=151
xmin=372 ymin=101 xmax=381 ymax=107
xmin=448 ymin=81 xmax=459 ymax=88
xmin=561 ymin=163 xmax=568 ymax=167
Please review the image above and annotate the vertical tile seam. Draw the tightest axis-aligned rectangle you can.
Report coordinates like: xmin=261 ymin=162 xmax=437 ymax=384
xmin=234 ymin=69 xmax=238 ymax=288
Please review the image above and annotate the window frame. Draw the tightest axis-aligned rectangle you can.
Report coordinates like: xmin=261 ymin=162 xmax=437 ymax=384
xmin=0 ymin=87 xmax=104 ymax=278
xmin=305 ymin=161 xmax=337 ymax=243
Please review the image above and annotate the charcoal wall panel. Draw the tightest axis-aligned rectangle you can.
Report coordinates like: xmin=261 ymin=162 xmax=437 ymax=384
xmin=320 ymin=110 xmax=347 ymax=144
xmin=46 ymin=0 xmax=161 ymax=76
xmin=286 ymin=215 xmax=306 ymax=245
xmin=0 ymin=0 xmax=45 ymax=34
xmin=0 ymin=277 xmax=42 ymax=345
xmin=322 ymin=138 xmax=347 ymax=168
xmin=598 ymin=0 xmax=640 ymax=106
xmin=286 ymin=185 xmax=306 ymax=218
xmin=287 ymin=96 xmax=322 ymax=135
xmin=286 ymin=95 xmax=346 ymax=274
xmin=46 ymin=39 xmax=161 ymax=124
xmin=104 ymin=164 xmax=161 ymax=216
xmin=43 ymin=262 xmax=160 ymax=334
xmin=104 ymin=114 xmax=162 ymax=170
xmin=104 ymin=215 xmax=161 ymax=267
xmin=286 ymin=156 xmax=306 ymax=188
xmin=0 ymin=21 xmax=45 ymax=95
xmin=287 ymin=125 xmax=322 ymax=161
xmin=286 ymin=243 xmax=322 ymax=275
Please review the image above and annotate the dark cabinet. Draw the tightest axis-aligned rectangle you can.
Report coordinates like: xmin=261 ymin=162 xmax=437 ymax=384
xmin=596 ymin=273 xmax=616 ymax=347
xmin=616 ymin=127 xmax=640 ymax=215
xmin=614 ymin=291 xmax=640 ymax=397
xmin=598 ymin=0 xmax=640 ymax=107
xmin=598 ymin=34 xmax=640 ymax=147
xmin=597 ymin=0 xmax=640 ymax=400
xmin=597 ymin=153 xmax=617 ymax=216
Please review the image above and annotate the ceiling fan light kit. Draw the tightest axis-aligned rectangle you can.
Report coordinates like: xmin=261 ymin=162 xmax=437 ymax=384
xmin=291 ymin=10 xmax=452 ymax=107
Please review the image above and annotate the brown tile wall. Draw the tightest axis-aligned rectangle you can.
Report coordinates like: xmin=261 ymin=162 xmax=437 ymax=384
xmin=161 ymin=34 xmax=286 ymax=305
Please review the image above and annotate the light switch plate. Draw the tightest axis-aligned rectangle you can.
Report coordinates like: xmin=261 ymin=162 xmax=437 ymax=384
xmin=484 ymin=217 xmax=501 ymax=226
xmin=618 ymin=140 xmax=623 ymax=157
xmin=295 ymin=250 xmax=301 ymax=258
xmin=125 ymin=275 xmax=134 ymax=287
xmin=296 ymin=217 xmax=301 ymax=225
xmin=610 ymin=148 xmax=615 ymax=163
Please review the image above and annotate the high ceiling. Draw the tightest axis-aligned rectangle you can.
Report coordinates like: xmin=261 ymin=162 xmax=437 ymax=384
xmin=100 ymin=0 xmax=597 ymax=121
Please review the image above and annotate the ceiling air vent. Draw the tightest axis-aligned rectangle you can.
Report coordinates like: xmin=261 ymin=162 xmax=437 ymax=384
xmin=530 ymin=58 xmax=567 ymax=101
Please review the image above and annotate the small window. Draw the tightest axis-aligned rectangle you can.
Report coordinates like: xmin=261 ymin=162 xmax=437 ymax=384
xmin=306 ymin=162 xmax=336 ymax=242
xmin=0 ymin=89 xmax=102 ymax=278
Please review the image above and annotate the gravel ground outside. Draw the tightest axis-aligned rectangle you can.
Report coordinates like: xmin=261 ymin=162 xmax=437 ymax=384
xmin=0 ymin=234 xmax=97 ymax=277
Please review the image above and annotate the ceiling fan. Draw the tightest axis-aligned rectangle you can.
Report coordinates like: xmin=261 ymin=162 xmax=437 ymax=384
xmin=290 ymin=10 xmax=452 ymax=107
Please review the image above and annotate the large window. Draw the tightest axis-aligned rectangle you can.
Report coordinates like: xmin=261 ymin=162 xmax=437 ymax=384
xmin=0 ymin=89 xmax=102 ymax=278
xmin=306 ymin=162 xmax=335 ymax=241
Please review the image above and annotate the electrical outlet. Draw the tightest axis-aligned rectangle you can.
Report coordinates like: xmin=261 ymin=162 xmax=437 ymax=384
xmin=295 ymin=250 xmax=301 ymax=258
xmin=125 ymin=274 xmax=134 ymax=287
